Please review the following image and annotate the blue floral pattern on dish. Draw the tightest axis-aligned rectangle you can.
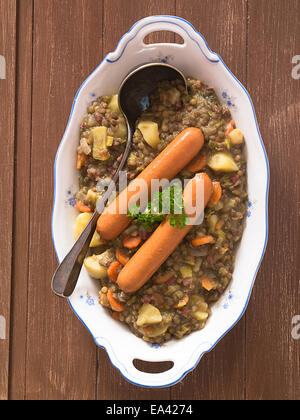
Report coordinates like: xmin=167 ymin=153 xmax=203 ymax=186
xmin=86 ymin=297 xmax=95 ymax=306
xmin=223 ymin=291 xmax=233 ymax=310
xmin=221 ymin=90 xmax=236 ymax=108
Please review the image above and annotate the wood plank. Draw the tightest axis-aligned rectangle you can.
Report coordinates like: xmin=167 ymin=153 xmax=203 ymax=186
xmin=97 ymin=0 xmax=176 ymax=400
xmin=0 ymin=0 xmax=17 ymax=401
xmin=8 ymin=0 xmax=33 ymax=400
xmin=245 ymin=0 xmax=300 ymax=400
xmin=24 ymin=0 xmax=104 ymax=400
xmin=171 ymin=0 xmax=247 ymax=400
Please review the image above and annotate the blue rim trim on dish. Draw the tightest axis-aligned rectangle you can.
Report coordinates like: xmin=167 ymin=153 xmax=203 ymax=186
xmin=51 ymin=15 xmax=269 ymax=388
xmin=106 ymin=19 xmax=220 ymax=63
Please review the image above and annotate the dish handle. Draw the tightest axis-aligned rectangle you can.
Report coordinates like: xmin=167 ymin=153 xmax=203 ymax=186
xmin=106 ymin=16 xmax=220 ymax=64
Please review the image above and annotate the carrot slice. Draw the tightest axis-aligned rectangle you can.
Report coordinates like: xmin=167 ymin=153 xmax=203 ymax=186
xmin=77 ymin=153 xmax=87 ymax=169
xmin=201 ymin=277 xmax=217 ymax=291
xmin=107 ymin=290 xmax=125 ymax=312
xmin=209 ymin=181 xmax=222 ymax=206
xmin=154 ymin=273 xmax=174 ymax=284
xmin=122 ymin=235 xmax=142 ymax=249
xmin=185 ymin=153 xmax=207 ymax=173
xmin=75 ymin=199 xmax=92 ymax=213
xmin=107 ymin=260 xmax=122 ymax=283
xmin=191 ymin=235 xmax=215 ymax=247
xmin=225 ymin=120 xmax=235 ymax=136
xmin=116 ymin=248 xmax=129 ymax=266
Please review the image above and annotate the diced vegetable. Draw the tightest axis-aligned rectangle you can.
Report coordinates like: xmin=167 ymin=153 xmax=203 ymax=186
xmin=112 ymin=311 xmax=120 ymax=321
xmin=207 ymin=214 xmax=218 ymax=233
xmin=154 ymin=273 xmax=174 ymax=284
xmin=106 ymin=136 xmax=114 ymax=147
xmin=216 ymin=229 xmax=226 ymax=244
xmin=75 ymin=200 xmax=92 ymax=213
xmin=228 ymin=128 xmax=244 ymax=145
xmin=107 ymin=260 xmax=122 ymax=282
xmin=91 ymin=126 xmax=110 ymax=160
xmin=215 ymin=219 xmax=223 ymax=230
xmin=74 ymin=212 xmax=105 ymax=247
xmin=225 ymin=119 xmax=235 ymax=136
xmin=225 ymin=138 xmax=231 ymax=150
xmin=123 ymin=235 xmax=142 ymax=249
xmin=74 ymin=212 xmax=93 ymax=240
xmin=86 ymin=189 xmax=100 ymax=205
xmin=191 ymin=235 xmax=214 ymax=247
xmin=137 ymin=121 xmax=160 ymax=149
xmin=185 ymin=153 xmax=207 ymax=173
xmin=174 ymin=295 xmax=189 ymax=309
xmin=207 ymin=152 xmax=239 ymax=172
xmin=77 ymin=153 xmax=86 ymax=169
xmin=99 ymin=291 xmax=109 ymax=307
xmin=142 ymin=322 xmax=170 ymax=338
xmin=107 ymin=94 xmax=120 ymax=113
xmin=209 ymin=182 xmax=222 ymax=206
xmin=136 ymin=304 xmax=162 ymax=326
xmin=107 ymin=290 xmax=125 ymax=312
xmin=115 ymin=122 xmax=127 ymax=138
xmin=89 ymin=230 xmax=106 ymax=247
xmin=201 ymin=277 xmax=217 ymax=291
xmin=193 ymin=311 xmax=209 ymax=321
xmin=179 ymin=265 xmax=193 ymax=279
xmin=83 ymin=255 xmax=107 ymax=279
xmin=116 ymin=248 xmax=129 ymax=266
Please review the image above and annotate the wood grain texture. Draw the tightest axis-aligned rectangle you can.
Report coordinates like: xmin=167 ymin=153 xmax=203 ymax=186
xmin=0 ymin=0 xmax=16 ymax=401
xmin=24 ymin=0 xmax=104 ymax=400
xmin=245 ymin=0 xmax=300 ymax=400
xmin=2 ymin=0 xmax=299 ymax=400
xmin=8 ymin=0 xmax=33 ymax=400
xmin=171 ymin=0 xmax=247 ymax=400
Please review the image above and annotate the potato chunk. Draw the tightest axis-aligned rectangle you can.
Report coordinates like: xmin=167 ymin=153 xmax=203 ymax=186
xmin=86 ymin=189 xmax=100 ymax=206
xmin=74 ymin=212 xmax=105 ymax=247
xmin=207 ymin=152 xmax=239 ymax=172
xmin=83 ymin=255 xmax=107 ymax=279
xmin=89 ymin=230 xmax=105 ymax=247
xmin=228 ymin=128 xmax=244 ymax=145
xmin=107 ymin=94 xmax=120 ymax=113
xmin=91 ymin=126 xmax=110 ymax=160
xmin=74 ymin=212 xmax=92 ymax=240
xmin=193 ymin=311 xmax=209 ymax=321
xmin=136 ymin=303 xmax=162 ymax=326
xmin=137 ymin=121 xmax=160 ymax=149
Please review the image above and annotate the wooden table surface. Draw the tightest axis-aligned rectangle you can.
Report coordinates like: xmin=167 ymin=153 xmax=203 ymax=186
xmin=0 ymin=0 xmax=299 ymax=400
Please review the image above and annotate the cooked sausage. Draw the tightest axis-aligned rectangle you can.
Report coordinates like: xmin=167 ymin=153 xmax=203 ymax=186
xmin=117 ymin=173 xmax=213 ymax=293
xmin=96 ymin=127 xmax=204 ymax=240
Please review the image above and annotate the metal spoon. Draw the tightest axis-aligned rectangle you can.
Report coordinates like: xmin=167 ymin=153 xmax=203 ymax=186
xmin=52 ymin=62 xmax=187 ymax=298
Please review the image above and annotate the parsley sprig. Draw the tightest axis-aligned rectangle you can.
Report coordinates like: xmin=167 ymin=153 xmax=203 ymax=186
xmin=127 ymin=184 xmax=188 ymax=229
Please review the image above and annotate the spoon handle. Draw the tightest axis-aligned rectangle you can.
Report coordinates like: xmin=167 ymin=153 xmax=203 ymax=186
xmin=52 ymin=122 xmax=133 ymax=298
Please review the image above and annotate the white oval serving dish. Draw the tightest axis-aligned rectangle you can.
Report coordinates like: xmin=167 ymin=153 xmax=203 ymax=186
xmin=52 ymin=15 xmax=269 ymax=388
